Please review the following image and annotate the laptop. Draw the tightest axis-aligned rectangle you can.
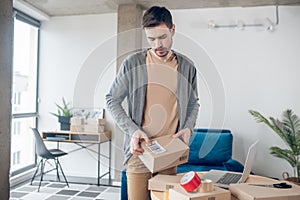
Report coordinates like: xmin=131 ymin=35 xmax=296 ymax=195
xmin=201 ymin=140 xmax=258 ymax=188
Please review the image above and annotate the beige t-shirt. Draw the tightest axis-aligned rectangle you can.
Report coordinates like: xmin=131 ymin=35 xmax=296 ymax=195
xmin=126 ymin=49 xmax=179 ymax=173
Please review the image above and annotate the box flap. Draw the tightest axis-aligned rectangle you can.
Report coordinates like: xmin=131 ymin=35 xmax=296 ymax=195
xmin=148 ymin=174 xmax=183 ymax=191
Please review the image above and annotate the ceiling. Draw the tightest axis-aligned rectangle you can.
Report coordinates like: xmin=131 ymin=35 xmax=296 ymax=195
xmin=18 ymin=0 xmax=300 ymax=17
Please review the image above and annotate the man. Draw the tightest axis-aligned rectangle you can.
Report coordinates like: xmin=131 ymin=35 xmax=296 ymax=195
xmin=106 ymin=6 xmax=199 ymax=199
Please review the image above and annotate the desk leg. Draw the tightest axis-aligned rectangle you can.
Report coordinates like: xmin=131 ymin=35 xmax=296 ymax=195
xmin=98 ymin=142 xmax=100 ymax=186
xmin=109 ymin=140 xmax=111 ymax=184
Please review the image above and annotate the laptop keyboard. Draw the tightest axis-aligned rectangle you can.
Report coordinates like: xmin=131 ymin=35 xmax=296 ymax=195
xmin=216 ymin=173 xmax=242 ymax=185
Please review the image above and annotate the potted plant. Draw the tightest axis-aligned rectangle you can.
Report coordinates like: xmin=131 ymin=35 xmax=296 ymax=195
xmin=50 ymin=97 xmax=72 ymax=130
xmin=249 ymin=109 xmax=300 ymax=183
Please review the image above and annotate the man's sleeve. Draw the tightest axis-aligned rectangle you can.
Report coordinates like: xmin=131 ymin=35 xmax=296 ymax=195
xmin=105 ymin=59 xmax=139 ymax=136
xmin=184 ymin=66 xmax=200 ymax=133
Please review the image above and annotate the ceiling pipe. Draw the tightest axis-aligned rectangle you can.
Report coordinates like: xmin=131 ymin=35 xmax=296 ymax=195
xmin=208 ymin=5 xmax=279 ymax=32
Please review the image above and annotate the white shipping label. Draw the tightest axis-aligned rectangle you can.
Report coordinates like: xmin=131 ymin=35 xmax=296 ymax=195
xmin=146 ymin=140 xmax=166 ymax=154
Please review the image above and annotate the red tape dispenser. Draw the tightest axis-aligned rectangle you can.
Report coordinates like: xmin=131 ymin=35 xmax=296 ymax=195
xmin=180 ymin=171 xmax=201 ymax=192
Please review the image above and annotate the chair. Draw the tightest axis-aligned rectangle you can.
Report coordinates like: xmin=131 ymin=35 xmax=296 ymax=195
xmin=30 ymin=128 xmax=69 ymax=191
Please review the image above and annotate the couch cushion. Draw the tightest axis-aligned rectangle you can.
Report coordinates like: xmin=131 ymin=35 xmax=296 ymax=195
xmin=223 ymin=159 xmax=244 ymax=172
xmin=177 ymin=164 xmax=227 ymax=174
xmin=188 ymin=129 xmax=232 ymax=165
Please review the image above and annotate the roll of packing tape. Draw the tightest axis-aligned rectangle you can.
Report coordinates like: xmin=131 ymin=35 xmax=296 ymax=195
xmin=198 ymin=179 xmax=214 ymax=193
xmin=180 ymin=171 xmax=201 ymax=192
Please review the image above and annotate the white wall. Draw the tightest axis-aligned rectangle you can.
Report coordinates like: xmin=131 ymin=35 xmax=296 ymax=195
xmin=39 ymin=6 xmax=300 ymax=180
xmin=39 ymin=13 xmax=120 ymax=179
xmin=172 ymin=6 xmax=300 ymax=179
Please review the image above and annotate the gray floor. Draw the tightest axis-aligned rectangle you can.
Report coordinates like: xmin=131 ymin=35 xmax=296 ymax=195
xmin=10 ymin=181 xmax=120 ymax=200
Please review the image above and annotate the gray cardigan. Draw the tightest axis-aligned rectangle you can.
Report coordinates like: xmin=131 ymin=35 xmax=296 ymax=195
xmin=106 ymin=49 xmax=200 ymax=165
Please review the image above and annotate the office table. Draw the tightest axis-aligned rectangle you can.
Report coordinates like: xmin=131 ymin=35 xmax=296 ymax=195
xmin=42 ymin=130 xmax=112 ymax=186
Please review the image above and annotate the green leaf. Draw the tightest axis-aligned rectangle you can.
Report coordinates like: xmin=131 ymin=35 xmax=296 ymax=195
xmin=270 ymin=146 xmax=297 ymax=167
xmin=50 ymin=97 xmax=73 ymax=117
xmin=249 ymin=109 xmax=300 ymax=178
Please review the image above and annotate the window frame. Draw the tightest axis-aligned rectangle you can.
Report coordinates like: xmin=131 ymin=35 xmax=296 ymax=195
xmin=10 ymin=9 xmax=40 ymax=177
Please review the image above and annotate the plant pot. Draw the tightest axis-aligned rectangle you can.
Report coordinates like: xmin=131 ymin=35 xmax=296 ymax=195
xmin=58 ymin=116 xmax=71 ymax=131
xmin=282 ymin=172 xmax=300 ymax=185
xmin=284 ymin=177 xmax=300 ymax=185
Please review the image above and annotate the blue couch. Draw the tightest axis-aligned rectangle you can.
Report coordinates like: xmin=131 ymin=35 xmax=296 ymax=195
xmin=120 ymin=128 xmax=244 ymax=200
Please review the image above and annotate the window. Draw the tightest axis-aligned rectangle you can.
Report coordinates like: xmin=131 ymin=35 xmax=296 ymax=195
xmin=13 ymin=121 xmax=21 ymax=135
xmin=11 ymin=10 xmax=40 ymax=176
xmin=13 ymin=151 xmax=21 ymax=165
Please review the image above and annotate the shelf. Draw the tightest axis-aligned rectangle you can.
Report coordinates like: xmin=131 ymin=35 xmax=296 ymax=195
xmin=42 ymin=131 xmax=111 ymax=143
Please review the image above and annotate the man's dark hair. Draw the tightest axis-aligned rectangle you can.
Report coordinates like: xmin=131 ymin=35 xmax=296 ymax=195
xmin=142 ymin=6 xmax=173 ymax=29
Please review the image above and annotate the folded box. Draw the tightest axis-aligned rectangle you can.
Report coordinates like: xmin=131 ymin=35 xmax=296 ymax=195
xmin=70 ymin=117 xmax=85 ymax=125
xmin=86 ymin=118 xmax=106 ymax=125
xmin=84 ymin=125 xmax=105 ymax=133
xmin=70 ymin=125 xmax=84 ymax=132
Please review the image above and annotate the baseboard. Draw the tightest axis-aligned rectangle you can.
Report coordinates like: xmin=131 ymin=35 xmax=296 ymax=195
xmin=39 ymin=174 xmax=121 ymax=187
xmin=10 ymin=168 xmax=121 ymax=188
xmin=10 ymin=168 xmax=37 ymax=188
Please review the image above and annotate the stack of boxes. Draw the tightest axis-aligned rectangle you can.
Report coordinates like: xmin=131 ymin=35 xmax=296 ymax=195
xmin=85 ymin=118 xmax=106 ymax=133
xmin=70 ymin=117 xmax=106 ymax=133
xmin=70 ymin=117 xmax=85 ymax=132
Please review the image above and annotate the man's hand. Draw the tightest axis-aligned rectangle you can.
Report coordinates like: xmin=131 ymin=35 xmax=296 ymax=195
xmin=173 ymin=128 xmax=191 ymax=145
xmin=130 ymin=129 xmax=151 ymax=155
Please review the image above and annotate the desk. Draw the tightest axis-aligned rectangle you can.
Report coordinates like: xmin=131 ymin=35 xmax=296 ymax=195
xmin=42 ymin=130 xmax=111 ymax=186
xmin=150 ymin=172 xmax=282 ymax=200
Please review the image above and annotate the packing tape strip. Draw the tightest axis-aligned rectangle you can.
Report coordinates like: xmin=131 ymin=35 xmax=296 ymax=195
xmin=180 ymin=171 xmax=201 ymax=192
xmin=164 ymin=191 xmax=169 ymax=200
xmin=198 ymin=179 xmax=214 ymax=193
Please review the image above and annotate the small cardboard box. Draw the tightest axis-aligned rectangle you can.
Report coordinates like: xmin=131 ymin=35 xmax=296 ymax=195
xmin=70 ymin=117 xmax=84 ymax=125
xmin=70 ymin=125 xmax=84 ymax=132
xmin=139 ymin=135 xmax=189 ymax=173
xmin=148 ymin=174 xmax=183 ymax=192
xmin=84 ymin=125 xmax=105 ymax=133
xmin=229 ymin=183 xmax=300 ymax=200
xmin=86 ymin=118 xmax=106 ymax=125
xmin=169 ymin=186 xmax=231 ymax=200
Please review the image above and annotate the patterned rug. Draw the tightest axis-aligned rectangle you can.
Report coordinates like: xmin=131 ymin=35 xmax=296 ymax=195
xmin=10 ymin=181 xmax=120 ymax=200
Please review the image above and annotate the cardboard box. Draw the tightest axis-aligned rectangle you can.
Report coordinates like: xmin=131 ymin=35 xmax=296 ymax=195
xmin=70 ymin=125 xmax=84 ymax=132
xmin=149 ymin=174 xmax=183 ymax=192
xmin=151 ymin=191 xmax=167 ymax=200
xmin=169 ymin=186 xmax=231 ymax=200
xmin=84 ymin=125 xmax=105 ymax=133
xmin=86 ymin=118 xmax=106 ymax=125
xmin=139 ymin=135 xmax=189 ymax=173
xmin=70 ymin=117 xmax=84 ymax=125
xmin=99 ymin=130 xmax=112 ymax=142
xmin=229 ymin=183 xmax=300 ymax=200
xmin=69 ymin=131 xmax=111 ymax=142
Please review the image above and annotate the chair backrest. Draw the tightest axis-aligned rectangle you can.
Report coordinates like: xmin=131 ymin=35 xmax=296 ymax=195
xmin=31 ymin=128 xmax=53 ymax=159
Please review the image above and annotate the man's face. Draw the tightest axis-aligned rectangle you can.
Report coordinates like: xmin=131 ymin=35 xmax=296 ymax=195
xmin=144 ymin=23 xmax=175 ymax=57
